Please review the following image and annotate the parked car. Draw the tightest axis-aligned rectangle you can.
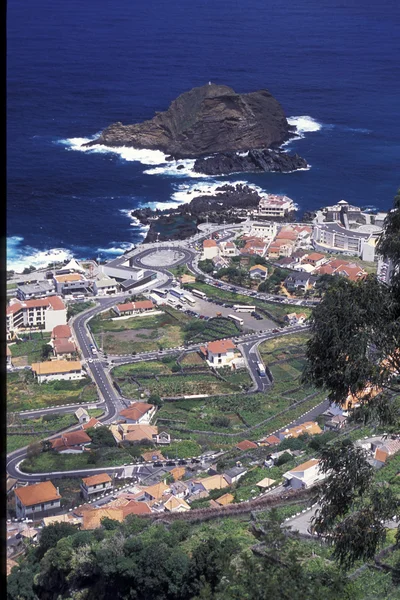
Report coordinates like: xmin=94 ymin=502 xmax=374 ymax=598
xmin=153 ymin=461 xmax=163 ymax=468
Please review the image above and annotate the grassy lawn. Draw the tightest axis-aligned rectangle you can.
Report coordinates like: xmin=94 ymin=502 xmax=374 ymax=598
xmin=20 ymin=445 xmax=133 ymax=473
xmin=183 ymin=281 xmax=311 ymax=321
xmin=7 ymin=371 xmax=98 ymax=412
xmin=67 ymin=300 xmax=96 ymax=320
xmin=90 ymin=308 xmax=191 ymax=354
xmin=8 ymin=333 xmax=52 ymax=366
xmin=7 ymin=282 xmax=17 ymax=290
xmin=183 ymin=317 xmax=242 ymax=343
xmin=259 ymin=332 xmax=311 ymax=362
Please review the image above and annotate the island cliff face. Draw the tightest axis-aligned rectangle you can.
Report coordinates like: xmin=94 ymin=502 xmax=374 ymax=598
xmin=83 ymin=84 xmax=296 ymax=160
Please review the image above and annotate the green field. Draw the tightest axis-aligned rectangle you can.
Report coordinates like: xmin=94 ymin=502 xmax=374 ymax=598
xmin=183 ymin=281 xmax=311 ymax=321
xmin=7 ymin=371 xmax=98 ymax=412
xmin=8 ymin=332 xmax=52 ymax=366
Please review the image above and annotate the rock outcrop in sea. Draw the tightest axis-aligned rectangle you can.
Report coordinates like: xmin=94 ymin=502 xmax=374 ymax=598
xmin=193 ymin=148 xmax=308 ymax=175
xmin=83 ymin=83 xmax=306 ymax=174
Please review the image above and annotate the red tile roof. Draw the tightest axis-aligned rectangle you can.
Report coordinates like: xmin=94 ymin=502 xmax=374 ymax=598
xmin=7 ymin=296 xmax=65 ymax=315
xmin=52 ymin=325 xmax=72 ymax=339
xmin=119 ymin=402 xmax=154 ymax=421
xmin=203 ymin=239 xmax=217 ymax=247
xmin=206 ymin=339 xmax=236 ymax=354
xmin=82 ymin=418 xmax=102 ymax=430
xmin=53 ymin=339 xmax=76 ymax=354
xmin=236 ymin=440 xmax=258 ymax=451
xmin=15 ymin=481 xmax=61 ymax=507
xmin=82 ymin=473 xmax=112 ymax=486
xmin=51 ymin=430 xmax=91 ymax=450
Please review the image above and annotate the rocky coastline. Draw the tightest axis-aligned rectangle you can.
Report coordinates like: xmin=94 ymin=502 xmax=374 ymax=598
xmin=193 ymin=148 xmax=308 ymax=176
xmin=132 ymin=184 xmax=296 ymax=243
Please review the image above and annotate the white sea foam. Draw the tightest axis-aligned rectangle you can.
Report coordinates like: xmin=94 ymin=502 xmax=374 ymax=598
xmin=287 ymin=115 xmax=323 ymax=135
xmin=7 ymin=236 xmax=74 ymax=273
xmin=62 ymin=137 xmax=168 ymax=166
xmin=96 ymin=242 xmax=137 ymax=255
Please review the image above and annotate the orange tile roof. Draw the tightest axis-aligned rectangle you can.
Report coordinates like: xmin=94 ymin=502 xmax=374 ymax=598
xmin=215 ymin=493 xmax=234 ymax=506
xmin=164 ymin=496 xmax=190 ymax=511
xmin=15 ymin=481 xmax=61 ymax=507
xmin=143 ymin=482 xmax=170 ymax=501
xmin=305 ymin=253 xmax=325 ymax=261
xmin=263 ymin=435 xmax=281 ymax=445
xmin=82 ymin=417 xmax=102 ymax=430
xmin=170 ymin=466 xmax=186 ymax=481
xmin=374 ymin=448 xmax=388 ymax=464
xmin=249 ymin=264 xmax=268 ymax=272
xmin=123 ymin=424 xmax=158 ymax=442
xmin=236 ymin=440 xmax=258 ymax=451
xmin=82 ymin=473 xmax=112 ymax=487
xmin=82 ymin=508 xmax=124 ymax=530
xmin=203 ymin=239 xmax=217 ymax=247
xmin=119 ymin=402 xmax=154 ymax=421
xmin=7 ymin=558 xmax=18 ymax=577
xmin=51 ymin=430 xmax=91 ymax=449
xmin=31 ymin=360 xmax=82 ymax=375
xmin=7 ymin=296 xmax=65 ymax=315
xmin=195 ymin=475 xmax=229 ymax=491
xmin=141 ymin=450 xmax=165 ymax=462
xmin=54 ymin=273 xmax=84 ymax=283
xmin=53 ymin=339 xmax=76 ymax=354
xmin=207 ymin=339 xmax=236 ymax=354
xmin=52 ymin=324 xmax=72 ymax=339
xmin=290 ymin=459 xmax=320 ymax=473
xmin=134 ymin=300 xmax=154 ymax=310
xmin=121 ymin=500 xmax=152 ymax=516
xmin=281 ymin=421 xmax=322 ymax=439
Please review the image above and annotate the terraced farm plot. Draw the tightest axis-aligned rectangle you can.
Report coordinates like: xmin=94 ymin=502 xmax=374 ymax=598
xmin=259 ymin=332 xmax=311 ymax=362
xmin=7 ymin=371 xmax=98 ymax=412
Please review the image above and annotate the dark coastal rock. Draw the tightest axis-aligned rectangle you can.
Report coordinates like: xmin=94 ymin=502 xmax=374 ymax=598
xmin=193 ymin=149 xmax=308 ymax=175
xmin=83 ymin=83 xmax=293 ymax=158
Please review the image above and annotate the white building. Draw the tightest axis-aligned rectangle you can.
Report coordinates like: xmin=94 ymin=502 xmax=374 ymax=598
xmin=17 ymin=280 xmax=55 ymax=301
xmin=283 ymin=459 xmax=323 ymax=490
xmin=257 ymin=195 xmax=296 ymax=218
xmin=119 ymin=402 xmax=157 ymax=424
xmin=31 ymin=360 xmax=84 ymax=383
xmin=93 ymin=276 xmax=119 ymax=296
xmin=200 ymin=339 xmax=237 ymax=368
xmin=80 ymin=473 xmax=112 ymax=500
xmin=75 ymin=407 xmax=90 ymax=424
xmin=248 ymin=222 xmax=278 ymax=240
xmin=53 ymin=273 xmax=91 ymax=296
xmin=312 ymin=223 xmax=376 ymax=260
xmin=219 ymin=241 xmax=237 ymax=257
xmin=202 ymin=239 xmax=219 ymax=260
xmin=249 ymin=264 xmax=268 ymax=279
xmin=15 ymin=481 xmax=61 ymax=519
xmin=6 ymin=296 xmax=67 ymax=338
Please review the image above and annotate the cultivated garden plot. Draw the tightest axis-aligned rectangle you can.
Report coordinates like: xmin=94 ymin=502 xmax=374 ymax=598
xmin=8 ymin=332 xmax=52 ymax=366
xmin=7 ymin=370 xmax=98 ymax=412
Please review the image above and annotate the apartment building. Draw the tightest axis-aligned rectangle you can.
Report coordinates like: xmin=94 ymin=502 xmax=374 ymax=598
xmin=6 ymin=296 xmax=67 ymax=338
xmin=256 ymin=194 xmax=296 ymax=218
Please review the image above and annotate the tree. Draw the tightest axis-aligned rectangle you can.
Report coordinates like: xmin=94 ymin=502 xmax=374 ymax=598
xmin=26 ymin=441 xmax=42 ymax=460
xmin=311 ymin=440 xmax=399 ymax=569
xmin=101 ymin=517 xmax=120 ymax=530
xmin=148 ymin=393 xmax=163 ymax=407
xmin=86 ymin=426 xmax=116 ymax=447
xmin=36 ymin=522 xmax=78 ymax=560
xmin=40 ymin=344 xmax=53 ymax=360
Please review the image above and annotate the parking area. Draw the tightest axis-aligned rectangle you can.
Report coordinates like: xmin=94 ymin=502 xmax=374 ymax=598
xmin=165 ymin=293 xmax=276 ymax=331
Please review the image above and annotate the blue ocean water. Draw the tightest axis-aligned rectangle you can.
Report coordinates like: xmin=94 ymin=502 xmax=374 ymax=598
xmin=7 ymin=0 xmax=400 ymax=271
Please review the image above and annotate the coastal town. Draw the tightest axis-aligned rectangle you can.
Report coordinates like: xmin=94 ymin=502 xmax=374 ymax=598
xmin=6 ymin=191 xmax=399 ymax=579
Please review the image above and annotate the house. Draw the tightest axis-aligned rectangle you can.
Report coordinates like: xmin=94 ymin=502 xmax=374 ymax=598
xmin=202 ymin=239 xmax=219 ymax=260
xmin=199 ymin=339 xmax=236 ymax=368
xmin=170 ymin=466 xmax=186 ymax=481
xmin=241 ymin=237 xmax=268 ymax=257
xmin=82 ymin=417 xmax=102 ymax=430
xmin=249 ymin=264 xmax=268 ymax=280
xmin=370 ymin=437 xmax=400 ymax=466
xmin=31 ymin=360 xmax=84 ymax=384
xmin=80 ymin=473 xmax=112 ymax=500
xmin=284 ymin=273 xmax=316 ymax=292
xmin=219 ymin=241 xmax=237 ymax=257
xmin=236 ymin=440 xmax=258 ymax=451
xmin=15 ymin=481 xmax=61 ymax=519
xmin=17 ymin=280 xmax=55 ymax=301
xmin=142 ymin=482 xmax=170 ymax=502
xmin=82 ymin=508 xmax=124 ymax=530
xmin=279 ymin=421 xmax=322 ymax=441
xmin=283 ymin=458 xmax=323 ymax=489
xmin=215 ymin=493 xmax=234 ymax=506
xmin=194 ymin=474 xmax=229 ymax=492
xmin=171 ymin=480 xmax=189 ymax=498
xmin=303 ymin=252 xmax=327 ymax=268
xmin=284 ymin=312 xmax=308 ymax=325
xmin=256 ymin=194 xmax=296 ymax=218
xmin=119 ymin=402 xmax=156 ymax=424
xmin=93 ymin=276 xmax=119 ymax=296
xmin=6 ymin=345 xmax=13 ymax=368
xmin=114 ymin=300 xmax=155 ymax=317
xmin=256 ymin=477 xmax=276 ymax=491
xmin=6 ymin=296 xmax=67 ymax=338
xmin=141 ymin=450 xmax=165 ymax=462
xmin=110 ymin=423 xmax=159 ymax=444
xmin=163 ymin=496 xmax=191 ymax=512
xmin=212 ymin=255 xmax=229 ymax=269
xmin=42 ymin=513 xmax=81 ymax=527
xmin=154 ymin=431 xmax=171 ymax=445
xmin=248 ymin=222 xmax=278 ymax=240
xmin=223 ymin=466 xmax=247 ymax=485
xmin=51 ymin=430 xmax=92 ymax=453
xmin=75 ymin=407 xmax=90 ymax=424
xmin=53 ymin=273 xmax=90 ymax=296
xmin=258 ymin=434 xmax=281 ymax=447
xmin=51 ymin=324 xmax=76 ymax=359
xmin=324 ymin=415 xmax=347 ymax=431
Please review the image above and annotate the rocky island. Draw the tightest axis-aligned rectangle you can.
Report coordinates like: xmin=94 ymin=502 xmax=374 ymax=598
xmin=83 ymin=83 xmax=306 ymax=175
